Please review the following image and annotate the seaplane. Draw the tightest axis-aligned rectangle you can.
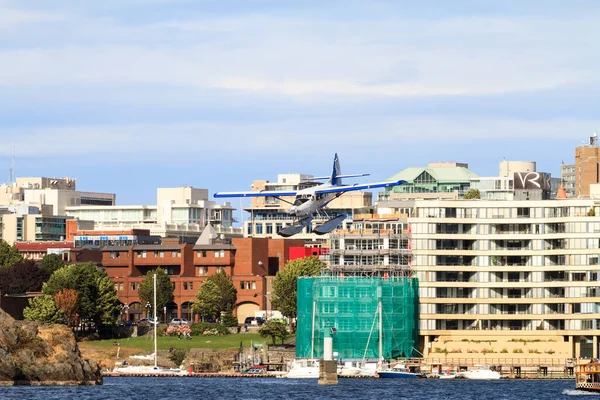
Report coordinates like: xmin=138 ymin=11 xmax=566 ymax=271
xmin=214 ymin=154 xmax=405 ymax=237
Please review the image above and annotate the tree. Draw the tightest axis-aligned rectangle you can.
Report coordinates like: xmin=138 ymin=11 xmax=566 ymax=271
xmin=0 ymin=240 xmax=24 ymax=268
xmin=589 ymin=207 xmax=596 ymax=217
xmin=271 ymin=256 xmax=322 ymax=320
xmin=463 ymin=189 xmax=481 ymax=200
xmin=259 ymin=320 xmax=290 ymax=345
xmin=138 ymin=268 xmax=174 ymax=313
xmin=221 ymin=306 xmax=238 ymax=328
xmin=192 ymin=270 xmax=237 ymax=321
xmin=42 ymin=262 xmax=120 ymax=327
xmin=0 ymin=260 xmax=50 ymax=295
xmin=38 ymin=254 xmax=65 ymax=275
xmin=23 ymin=295 xmax=64 ymax=324
xmin=54 ymin=288 xmax=79 ymax=328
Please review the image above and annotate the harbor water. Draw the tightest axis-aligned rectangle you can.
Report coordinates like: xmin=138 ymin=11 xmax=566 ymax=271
xmin=0 ymin=377 xmax=593 ymax=399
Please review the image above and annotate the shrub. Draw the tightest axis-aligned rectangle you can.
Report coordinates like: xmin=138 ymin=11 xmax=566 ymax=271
xmin=500 ymin=348 xmax=509 ymax=353
xmin=513 ymin=348 xmax=523 ymax=353
xmin=546 ymin=349 xmax=556 ymax=354
xmin=190 ymin=322 xmax=229 ymax=336
xmin=169 ymin=348 xmax=188 ymax=367
xmin=164 ymin=325 xmax=192 ymax=337
xmin=481 ymin=348 xmax=495 ymax=354
xmin=528 ymin=349 xmax=541 ymax=354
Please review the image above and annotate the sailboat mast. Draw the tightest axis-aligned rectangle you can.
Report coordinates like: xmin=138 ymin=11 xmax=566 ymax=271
xmin=311 ymin=301 xmax=316 ymax=359
xmin=154 ymin=272 xmax=158 ymax=369
xmin=378 ymin=301 xmax=383 ymax=361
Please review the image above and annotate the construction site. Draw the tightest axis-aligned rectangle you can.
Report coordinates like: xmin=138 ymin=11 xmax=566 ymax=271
xmin=296 ymin=214 xmax=419 ymax=361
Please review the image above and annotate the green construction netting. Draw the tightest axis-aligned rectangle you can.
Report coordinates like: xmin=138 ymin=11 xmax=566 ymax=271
xmin=296 ymin=276 xmax=419 ymax=360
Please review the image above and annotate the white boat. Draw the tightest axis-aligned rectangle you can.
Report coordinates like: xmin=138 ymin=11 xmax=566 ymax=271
xmin=281 ymin=359 xmax=320 ymax=378
xmin=113 ymin=365 xmax=188 ymax=375
xmin=457 ymin=366 xmax=501 ymax=380
xmin=377 ymin=363 xmax=423 ymax=379
xmin=337 ymin=361 xmax=362 ymax=376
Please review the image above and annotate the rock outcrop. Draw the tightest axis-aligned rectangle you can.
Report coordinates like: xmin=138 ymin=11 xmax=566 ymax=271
xmin=0 ymin=309 xmax=102 ymax=386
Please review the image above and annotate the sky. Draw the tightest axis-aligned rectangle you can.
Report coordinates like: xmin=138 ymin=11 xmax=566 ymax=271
xmin=0 ymin=0 xmax=599 ymax=206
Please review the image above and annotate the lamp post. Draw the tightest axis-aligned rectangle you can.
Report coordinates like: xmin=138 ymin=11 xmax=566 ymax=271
xmin=145 ymin=302 xmax=151 ymax=318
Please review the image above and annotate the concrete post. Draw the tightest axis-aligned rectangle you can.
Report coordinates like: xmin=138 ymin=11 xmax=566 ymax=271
xmin=594 ymin=336 xmax=598 ymax=359
xmin=575 ymin=336 xmax=582 ymax=360
xmin=318 ymin=360 xmax=338 ymax=385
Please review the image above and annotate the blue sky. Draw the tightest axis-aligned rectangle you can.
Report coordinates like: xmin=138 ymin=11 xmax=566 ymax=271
xmin=0 ymin=0 xmax=598 ymax=205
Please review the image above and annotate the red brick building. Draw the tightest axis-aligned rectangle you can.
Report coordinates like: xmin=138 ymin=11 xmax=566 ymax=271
xmin=101 ymin=232 xmax=304 ymax=323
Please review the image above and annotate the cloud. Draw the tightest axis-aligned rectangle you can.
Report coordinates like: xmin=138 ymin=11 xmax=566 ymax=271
xmin=0 ymin=6 xmax=598 ymax=100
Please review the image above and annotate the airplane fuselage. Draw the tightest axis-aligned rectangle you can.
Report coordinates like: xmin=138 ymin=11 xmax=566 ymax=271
xmin=288 ymin=186 xmax=337 ymax=218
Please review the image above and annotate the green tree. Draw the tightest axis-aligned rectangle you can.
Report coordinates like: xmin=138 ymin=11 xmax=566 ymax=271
xmin=38 ymin=254 xmax=65 ymax=275
xmin=192 ymin=270 xmax=237 ymax=321
xmin=271 ymin=256 xmax=322 ymax=320
xmin=589 ymin=207 xmax=596 ymax=217
xmin=0 ymin=260 xmax=50 ymax=295
xmin=221 ymin=306 xmax=239 ymax=328
xmin=42 ymin=262 xmax=120 ymax=327
xmin=259 ymin=320 xmax=290 ymax=345
xmin=23 ymin=295 xmax=64 ymax=324
xmin=0 ymin=240 xmax=24 ymax=268
xmin=463 ymin=189 xmax=481 ymax=199
xmin=138 ymin=268 xmax=174 ymax=312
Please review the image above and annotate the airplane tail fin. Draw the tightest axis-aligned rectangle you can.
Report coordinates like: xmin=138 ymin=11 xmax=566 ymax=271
xmin=329 ymin=153 xmax=342 ymax=186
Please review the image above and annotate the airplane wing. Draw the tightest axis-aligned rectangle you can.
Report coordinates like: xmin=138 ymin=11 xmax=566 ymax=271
xmin=213 ymin=190 xmax=298 ymax=198
xmin=314 ymin=179 xmax=405 ymax=194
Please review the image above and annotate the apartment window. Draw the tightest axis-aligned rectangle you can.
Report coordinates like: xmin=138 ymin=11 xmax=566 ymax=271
xmin=110 ymin=251 xmax=119 ymax=259
xmin=251 ymin=281 xmax=256 ymax=290
xmin=183 ymin=282 xmax=188 ymax=290
xmin=159 ymin=251 xmax=164 ymax=258
xmin=131 ymin=282 xmax=138 ymax=291
xmin=215 ymin=251 xmax=220 ymax=258
xmin=216 ymin=266 xmax=223 ymax=273
xmin=189 ymin=282 xmax=193 ymax=290
xmin=266 ymin=224 xmax=273 ymax=235
xmin=136 ymin=251 xmax=142 ymax=258
xmin=245 ymin=282 xmax=251 ymax=290
xmin=220 ymin=250 xmax=225 ymax=258
xmin=172 ymin=251 xmax=177 ymax=258
xmin=240 ymin=281 xmax=245 ymax=289
xmin=197 ymin=250 xmax=207 ymax=258
xmin=142 ymin=251 xmax=147 ymax=258
xmin=196 ymin=266 xmax=208 ymax=276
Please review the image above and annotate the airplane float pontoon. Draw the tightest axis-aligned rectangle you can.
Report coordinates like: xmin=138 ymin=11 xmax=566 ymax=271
xmin=214 ymin=154 xmax=405 ymax=237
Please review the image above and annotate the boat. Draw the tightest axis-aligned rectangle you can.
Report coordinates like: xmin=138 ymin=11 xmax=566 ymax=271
xmin=377 ymin=363 xmax=423 ymax=379
xmin=575 ymin=359 xmax=600 ymax=392
xmin=280 ymin=359 xmax=320 ymax=378
xmin=112 ymin=274 xmax=189 ymax=376
xmin=456 ymin=366 xmax=501 ymax=380
xmin=337 ymin=361 xmax=362 ymax=376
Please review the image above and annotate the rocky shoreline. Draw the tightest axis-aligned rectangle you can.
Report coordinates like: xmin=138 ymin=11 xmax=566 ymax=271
xmin=0 ymin=309 xmax=102 ymax=386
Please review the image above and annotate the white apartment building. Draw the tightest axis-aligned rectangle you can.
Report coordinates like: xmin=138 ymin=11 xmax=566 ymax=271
xmin=410 ymin=198 xmax=600 ymax=358
xmin=0 ymin=177 xmax=116 ymax=215
xmin=66 ymin=186 xmax=241 ymax=239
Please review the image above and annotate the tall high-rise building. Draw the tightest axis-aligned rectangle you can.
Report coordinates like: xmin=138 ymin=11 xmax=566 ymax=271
xmin=561 ymin=163 xmax=576 ymax=197
xmin=575 ymin=133 xmax=600 ymax=197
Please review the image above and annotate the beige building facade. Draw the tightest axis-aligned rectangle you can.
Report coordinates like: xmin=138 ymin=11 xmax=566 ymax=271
xmin=410 ymin=198 xmax=600 ymax=359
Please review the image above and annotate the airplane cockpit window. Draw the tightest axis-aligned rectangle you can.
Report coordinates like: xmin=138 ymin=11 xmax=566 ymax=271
xmin=293 ymin=197 xmax=310 ymax=206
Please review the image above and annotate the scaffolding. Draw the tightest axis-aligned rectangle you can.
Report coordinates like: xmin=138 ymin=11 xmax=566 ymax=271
xmin=327 ymin=230 xmax=413 ymax=278
xmin=296 ymin=276 xmax=419 ymax=360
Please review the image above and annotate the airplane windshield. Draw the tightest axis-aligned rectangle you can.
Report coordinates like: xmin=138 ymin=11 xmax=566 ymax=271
xmin=293 ymin=198 xmax=310 ymax=206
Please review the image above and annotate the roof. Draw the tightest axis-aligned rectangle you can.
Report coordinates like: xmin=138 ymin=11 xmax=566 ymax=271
xmin=388 ymin=167 xmax=478 ymax=183
xmin=102 ymin=244 xmax=184 ymax=252
xmin=194 ymin=244 xmax=236 ymax=250
xmin=15 ymin=241 xmax=75 ymax=250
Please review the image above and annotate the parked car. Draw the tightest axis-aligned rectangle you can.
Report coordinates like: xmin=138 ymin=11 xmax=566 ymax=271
xmin=137 ymin=318 xmax=158 ymax=326
xmin=170 ymin=318 xmax=190 ymax=326
xmin=244 ymin=317 xmax=266 ymax=326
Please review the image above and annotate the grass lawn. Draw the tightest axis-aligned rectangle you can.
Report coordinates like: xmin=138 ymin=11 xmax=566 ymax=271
xmin=80 ymin=333 xmax=267 ymax=351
